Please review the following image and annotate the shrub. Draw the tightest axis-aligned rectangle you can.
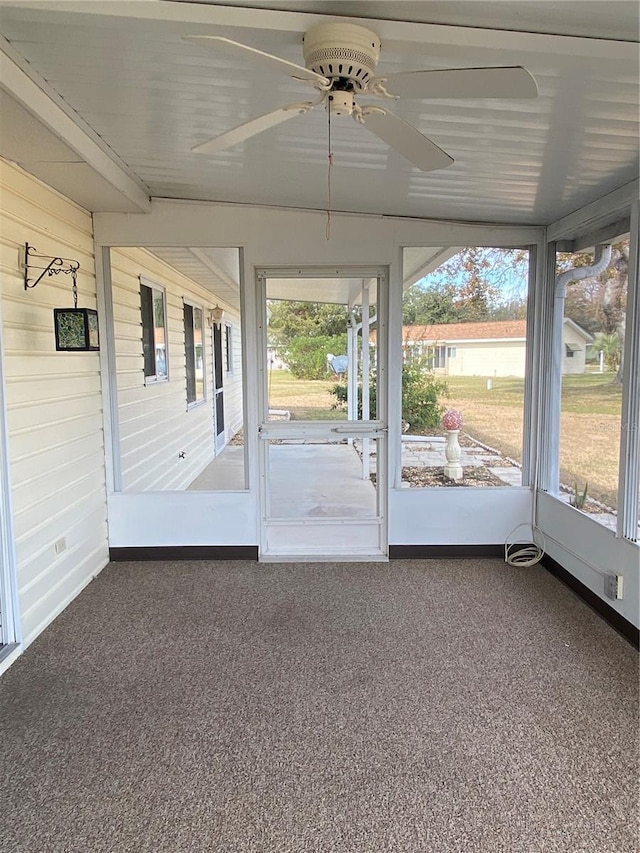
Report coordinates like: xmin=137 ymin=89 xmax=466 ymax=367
xmin=331 ymin=357 xmax=447 ymax=432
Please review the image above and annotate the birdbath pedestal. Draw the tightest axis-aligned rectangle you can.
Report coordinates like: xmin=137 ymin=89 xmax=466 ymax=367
xmin=444 ymin=429 xmax=463 ymax=481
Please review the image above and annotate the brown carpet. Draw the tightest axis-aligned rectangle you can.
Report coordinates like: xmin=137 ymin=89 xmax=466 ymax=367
xmin=0 ymin=559 xmax=638 ymax=852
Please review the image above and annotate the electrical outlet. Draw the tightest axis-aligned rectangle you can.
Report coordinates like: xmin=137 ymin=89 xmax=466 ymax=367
xmin=604 ymin=573 xmax=623 ymax=600
xmin=54 ymin=537 xmax=67 ymax=555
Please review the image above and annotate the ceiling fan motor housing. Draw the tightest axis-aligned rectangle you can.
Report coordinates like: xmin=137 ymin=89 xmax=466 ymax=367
xmin=302 ymin=22 xmax=381 ymax=91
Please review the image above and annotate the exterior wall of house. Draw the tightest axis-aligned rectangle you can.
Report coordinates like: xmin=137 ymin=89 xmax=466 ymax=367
xmin=110 ymin=247 xmax=242 ymax=491
xmin=0 ymin=158 xmax=109 ymax=646
xmin=446 ymin=340 xmax=526 ymax=377
xmin=563 ymin=322 xmax=588 ymax=374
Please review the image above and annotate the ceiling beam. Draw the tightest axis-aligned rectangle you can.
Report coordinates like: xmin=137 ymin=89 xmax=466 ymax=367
xmin=546 ymin=179 xmax=639 ymax=244
xmin=0 ymin=39 xmax=150 ymax=213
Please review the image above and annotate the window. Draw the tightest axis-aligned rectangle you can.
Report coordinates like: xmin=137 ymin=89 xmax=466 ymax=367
xmin=401 ymin=245 xmax=531 ymax=488
xmin=225 ymin=322 xmax=233 ymax=374
xmin=431 ymin=345 xmax=447 ymax=369
xmin=184 ymin=302 xmax=205 ymax=406
xmin=140 ymin=280 xmax=168 ymax=381
xmin=556 ymin=238 xmax=630 ymax=528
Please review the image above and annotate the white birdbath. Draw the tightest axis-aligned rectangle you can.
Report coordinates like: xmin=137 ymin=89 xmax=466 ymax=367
xmin=444 ymin=429 xmax=463 ymax=481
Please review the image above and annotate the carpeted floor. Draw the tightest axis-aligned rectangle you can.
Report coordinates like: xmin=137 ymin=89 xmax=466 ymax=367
xmin=0 ymin=559 xmax=638 ymax=853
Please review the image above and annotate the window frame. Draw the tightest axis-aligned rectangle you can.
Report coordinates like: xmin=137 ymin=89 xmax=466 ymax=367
xmin=183 ymin=299 xmax=206 ymax=409
xmin=140 ymin=277 xmax=169 ymax=384
xmin=544 ymin=205 xmax=639 ymax=541
xmin=225 ymin=321 xmax=234 ymax=375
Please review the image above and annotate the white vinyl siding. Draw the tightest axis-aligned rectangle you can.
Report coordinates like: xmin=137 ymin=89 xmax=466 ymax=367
xmin=0 ymin=158 xmax=109 ymax=646
xmin=562 ymin=323 xmax=588 ymax=374
xmin=110 ymin=248 xmax=238 ymax=490
xmin=447 ymin=340 xmax=527 ymax=377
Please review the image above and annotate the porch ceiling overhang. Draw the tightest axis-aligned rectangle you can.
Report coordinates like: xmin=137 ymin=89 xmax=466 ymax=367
xmin=266 ymin=276 xmax=377 ymax=307
xmin=141 ymin=245 xmax=462 ymax=309
xmin=0 ymin=0 xmax=637 ymax=225
xmin=148 ymin=246 xmax=241 ymax=311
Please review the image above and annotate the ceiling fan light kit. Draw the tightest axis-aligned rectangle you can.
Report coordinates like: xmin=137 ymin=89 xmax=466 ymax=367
xmin=186 ymin=20 xmax=538 ymax=172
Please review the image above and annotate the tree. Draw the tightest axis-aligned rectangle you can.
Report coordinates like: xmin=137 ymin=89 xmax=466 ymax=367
xmin=559 ymin=240 xmax=629 ymax=385
xmin=402 ymin=284 xmax=459 ymax=325
xmin=404 ymin=246 xmax=530 ymax=325
xmin=268 ymin=300 xmax=350 ymax=351
xmin=283 ymin=334 xmax=347 ymax=380
xmin=592 ymin=332 xmax=623 ymax=373
xmin=454 ymin=276 xmax=501 ymax=322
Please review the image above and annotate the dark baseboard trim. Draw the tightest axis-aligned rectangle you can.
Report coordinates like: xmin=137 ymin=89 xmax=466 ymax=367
xmin=109 ymin=546 xmax=259 ymax=562
xmin=541 ymin=555 xmax=639 ymax=649
xmin=389 ymin=544 xmax=504 ymax=559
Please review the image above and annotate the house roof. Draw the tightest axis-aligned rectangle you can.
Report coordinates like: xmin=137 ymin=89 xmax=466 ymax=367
xmin=402 ymin=318 xmax=592 ymax=344
xmin=563 ymin=317 xmax=594 ymax=342
xmin=403 ymin=320 xmax=528 ymax=343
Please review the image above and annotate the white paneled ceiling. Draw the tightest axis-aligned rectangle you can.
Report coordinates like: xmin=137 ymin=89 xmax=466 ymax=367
xmin=148 ymin=247 xmax=241 ymax=310
xmin=0 ymin=0 xmax=638 ymax=228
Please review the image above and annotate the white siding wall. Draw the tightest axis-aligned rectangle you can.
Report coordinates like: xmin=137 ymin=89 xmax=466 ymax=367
xmin=110 ymin=247 xmax=242 ymax=490
xmin=563 ymin=323 xmax=588 ymax=374
xmin=448 ymin=341 xmax=526 ymax=377
xmin=0 ymin=159 xmax=108 ymax=646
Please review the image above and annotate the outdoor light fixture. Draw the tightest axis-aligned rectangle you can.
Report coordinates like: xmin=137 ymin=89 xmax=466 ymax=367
xmin=22 ymin=243 xmax=99 ymax=351
xmin=210 ymin=304 xmax=224 ymax=325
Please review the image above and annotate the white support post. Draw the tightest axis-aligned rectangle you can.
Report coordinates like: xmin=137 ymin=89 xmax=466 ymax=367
xmin=0 ymin=273 xmax=21 ymax=648
xmin=618 ymin=198 xmax=640 ymax=541
xmin=361 ymin=283 xmax=371 ymax=480
xmin=347 ymin=317 xmax=356 ymax=423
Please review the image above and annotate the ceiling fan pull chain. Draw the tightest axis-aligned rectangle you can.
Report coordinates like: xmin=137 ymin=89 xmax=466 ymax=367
xmin=326 ymin=102 xmax=332 ymax=240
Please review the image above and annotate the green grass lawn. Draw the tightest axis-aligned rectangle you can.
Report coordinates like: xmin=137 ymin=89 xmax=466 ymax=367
xmin=268 ymin=370 xmax=346 ymax=420
xmin=268 ymin=368 xmax=624 ymax=508
xmin=444 ymin=373 xmax=622 ymax=416
xmin=444 ymin=373 xmax=623 ymax=507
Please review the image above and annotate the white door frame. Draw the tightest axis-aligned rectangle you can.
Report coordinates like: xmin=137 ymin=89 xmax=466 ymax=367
xmin=212 ymin=320 xmax=226 ymax=453
xmin=256 ymin=265 xmax=389 ymax=560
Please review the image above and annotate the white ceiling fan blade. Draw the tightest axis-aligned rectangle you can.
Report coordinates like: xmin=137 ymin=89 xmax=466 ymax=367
xmin=192 ymin=106 xmax=309 ymax=155
xmin=361 ymin=110 xmax=454 ymax=172
xmin=183 ymin=36 xmax=331 ymax=88
xmin=385 ymin=66 xmax=538 ymax=100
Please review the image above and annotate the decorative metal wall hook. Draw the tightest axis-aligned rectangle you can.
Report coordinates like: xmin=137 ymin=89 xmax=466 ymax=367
xmin=23 ymin=243 xmax=81 ymax=304
xmin=21 ymin=242 xmax=99 ymax=352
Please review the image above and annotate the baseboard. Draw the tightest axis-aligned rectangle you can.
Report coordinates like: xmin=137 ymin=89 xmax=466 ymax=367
xmin=109 ymin=546 xmax=259 ymax=561
xmin=541 ymin=555 xmax=639 ymax=649
xmin=389 ymin=544 xmax=504 ymax=559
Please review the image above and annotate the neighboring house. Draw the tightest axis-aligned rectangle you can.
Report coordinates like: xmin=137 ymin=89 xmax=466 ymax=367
xmin=402 ymin=319 xmax=593 ymax=377
xmin=562 ymin=318 xmax=595 ymax=374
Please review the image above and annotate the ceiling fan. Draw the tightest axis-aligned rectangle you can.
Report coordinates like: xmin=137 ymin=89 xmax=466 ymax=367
xmin=184 ymin=21 xmax=538 ymax=172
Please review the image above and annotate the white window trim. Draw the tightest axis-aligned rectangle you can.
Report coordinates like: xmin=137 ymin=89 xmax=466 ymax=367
xmin=225 ymin=321 xmax=234 ymax=375
xmin=140 ymin=276 xmax=169 ymax=385
xmin=184 ymin=298 xmax=207 ymax=409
